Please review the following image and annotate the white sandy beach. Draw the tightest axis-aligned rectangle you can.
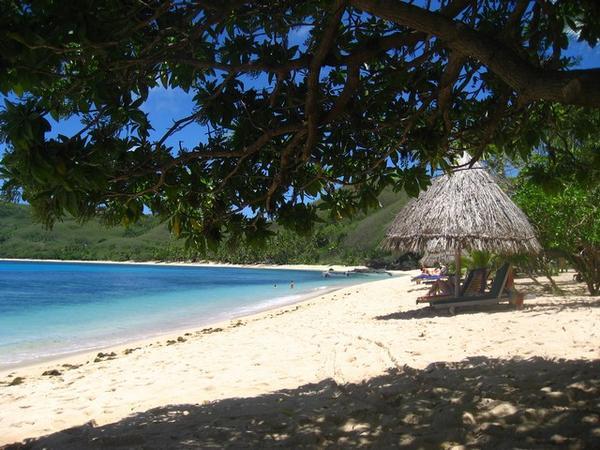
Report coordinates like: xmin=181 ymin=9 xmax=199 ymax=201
xmin=0 ymin=258 xmax=372 ymax=272
xmin=1 ymin=269 xmax=599 ymax=448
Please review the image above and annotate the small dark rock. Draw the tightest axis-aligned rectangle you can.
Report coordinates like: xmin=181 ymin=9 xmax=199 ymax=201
xmin=9 ymin=376 xmax=25 ymax=386
xmin=177 ymin=336 xmax=186 ymax=342
xmin=62 ymin=363 xmax=81 ymax=370
xmin=203 ymin=327 xmax=223 ymax=334
xmin=95 ymin=351 xmax=117 ymax=361
xmin=42 ymin=369 xmax=62 ymax=377
xmin=123 ymin=347 xmax=140 ymax=355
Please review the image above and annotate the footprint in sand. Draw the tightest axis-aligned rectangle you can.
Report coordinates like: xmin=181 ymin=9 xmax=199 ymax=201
xmin=14 ymin=421 xmax=36 ymax=427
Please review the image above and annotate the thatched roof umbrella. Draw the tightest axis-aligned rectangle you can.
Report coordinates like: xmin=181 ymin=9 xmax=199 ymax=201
xmin=383 ymin=154 xmax=541 ymax=296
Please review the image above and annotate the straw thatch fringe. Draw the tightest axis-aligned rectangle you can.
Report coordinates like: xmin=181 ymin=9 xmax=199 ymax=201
xmin=383 ymin=154 xmax=542 ymax=255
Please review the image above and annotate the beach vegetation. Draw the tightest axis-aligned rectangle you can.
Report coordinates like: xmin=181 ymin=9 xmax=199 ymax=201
xmin=513 ymin=107 xmax=600 ymax=295
xmin=515 ymin=181 xmax=599 ymax=296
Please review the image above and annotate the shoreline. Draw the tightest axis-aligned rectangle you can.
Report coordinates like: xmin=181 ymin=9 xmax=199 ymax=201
xmin=0 ymin=284 xmax=352 ymax=373
xmin=0 ymin=257 xmax=380 ymax=273
xmin=0 ymin=259 xmax=399 ymax=371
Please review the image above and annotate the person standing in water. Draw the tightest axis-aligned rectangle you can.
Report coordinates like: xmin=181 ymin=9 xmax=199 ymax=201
xmin=290 ymin=281 xmax=295 ymax=289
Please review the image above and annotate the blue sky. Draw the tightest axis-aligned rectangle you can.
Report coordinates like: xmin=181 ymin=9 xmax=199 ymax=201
xmin=564 ymin=37 xmax=600 ymax=69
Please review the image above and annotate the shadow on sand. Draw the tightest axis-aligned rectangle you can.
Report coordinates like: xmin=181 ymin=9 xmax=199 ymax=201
xmin=376 ymin=296 xmax=600 ymax=322
xmin=5 ymin=357 xmax=599 ymax=449
xmin=375 ymin=303 xmax=516 ymax=321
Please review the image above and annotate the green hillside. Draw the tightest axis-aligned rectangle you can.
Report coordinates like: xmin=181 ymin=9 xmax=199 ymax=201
xmin=0 ymin=189 xmax=410 ymax=265
xmin=340 ymin=189 xmax=409 ymax=253
xmin=0 ymin=202 xmax=179 ymax=261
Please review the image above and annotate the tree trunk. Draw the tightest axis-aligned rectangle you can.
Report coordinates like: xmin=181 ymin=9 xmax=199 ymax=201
xmin=545 ymin=274 xmax=562 ymax=295
xmin=526 ymin=272 xmax=543 ymax=286
xmin=569 ymin=246 xmax=600 ymax=296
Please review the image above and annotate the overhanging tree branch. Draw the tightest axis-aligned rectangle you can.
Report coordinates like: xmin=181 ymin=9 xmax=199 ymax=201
xmin=350 ymin=0 xmax=600 ymax=107
xmin=303 ymin=0 xmax=347 ymax=161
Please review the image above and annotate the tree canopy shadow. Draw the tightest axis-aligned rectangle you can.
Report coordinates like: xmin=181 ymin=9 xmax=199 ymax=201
xmin=520 ymin=298 xmax=600 ymax=314
xmin=376 ymin=295 xmax=600 ymax=321
xmin=4 ymin=357 xmax=599 ymax=449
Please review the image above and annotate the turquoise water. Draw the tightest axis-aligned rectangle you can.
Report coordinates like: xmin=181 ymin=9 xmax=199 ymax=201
xmin=0 ymin=261 xmax=386 ymax=368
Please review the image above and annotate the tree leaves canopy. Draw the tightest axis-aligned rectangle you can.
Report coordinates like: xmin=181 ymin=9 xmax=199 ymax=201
xmin=513 ymin=106 xmax=600 ymax=295
xmin=0 ymin=0 xmax=599 ymax=248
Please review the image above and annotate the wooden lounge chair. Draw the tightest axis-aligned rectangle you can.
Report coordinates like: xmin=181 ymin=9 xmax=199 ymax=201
xmin=416 ymin=267 xmax=488 ymax=304
xmin=428 ymin=263 xmax=517 ymax=313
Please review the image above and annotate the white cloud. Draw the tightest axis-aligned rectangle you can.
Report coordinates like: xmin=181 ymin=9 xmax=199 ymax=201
xmin=143 ymin=86 xmax=194 ymax=116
